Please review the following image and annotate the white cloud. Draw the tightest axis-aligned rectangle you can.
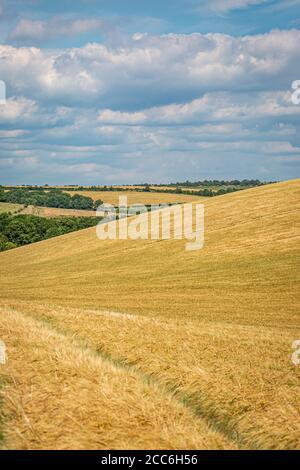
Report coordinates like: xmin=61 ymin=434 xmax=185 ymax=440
xmin=96 ymin=91 xmax=300 ymax=126
xmin=1 ymin=29 xmax=300 ymax=110
xmin=9 ymin=17 xmax=110 ymax=43
xmin=0 ymin=96 xmax=37 ymax=122
xmin=0 ymin=129 xmax=29 ymax=137
xmin=0 ymin=29 xmax=299 ymax=183
xmin=98 ymin=109 xmax=147 ymax=125
xmin=199 ymin=0 xmax=270 ymax=13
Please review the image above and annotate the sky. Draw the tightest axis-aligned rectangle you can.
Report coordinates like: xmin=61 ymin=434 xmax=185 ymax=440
xmin=0 ymin=0 xmax=300 ymax=184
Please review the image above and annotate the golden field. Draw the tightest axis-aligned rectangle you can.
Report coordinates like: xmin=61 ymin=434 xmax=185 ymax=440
xmin=65 ymin=190 xmax=200 ymax=205
xmin=21 ymin=205 xmax=98 ymax=218
xmin=0 ymin=203 xmax=98 ymax=218
xmin=0 ymin=202 xmax=23 ymax=214
xmin=0 ymin=179 xmax=299 ymax=449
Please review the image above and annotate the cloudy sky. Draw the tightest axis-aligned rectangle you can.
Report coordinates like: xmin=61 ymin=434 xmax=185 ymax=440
xmin=0 ymin=0 xmax=300 ymax=184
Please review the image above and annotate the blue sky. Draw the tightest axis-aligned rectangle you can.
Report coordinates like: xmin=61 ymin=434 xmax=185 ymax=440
xmin=0 ymin=0 xmax=300 ymax=184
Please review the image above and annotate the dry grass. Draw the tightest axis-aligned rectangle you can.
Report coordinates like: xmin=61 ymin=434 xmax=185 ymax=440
xmin=3 ymin=180 xmax=298 ymax=325
xmin=65 ymin=190 xmax=200 ymax=205
xmin=2 ymin=301 xmax=298 ymax=449
xmin=0 ymin=179 xmax=299 ymax=449
xmin=0 ymin=307 xmax=232 ymax=450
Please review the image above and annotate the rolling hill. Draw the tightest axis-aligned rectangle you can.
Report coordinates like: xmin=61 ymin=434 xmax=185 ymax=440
xmin=0 ymin=179 xmax=299 ymax=449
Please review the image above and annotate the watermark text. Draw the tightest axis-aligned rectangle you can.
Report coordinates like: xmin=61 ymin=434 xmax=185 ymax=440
xmin=96 ymin=197 xmax=204 ymax=252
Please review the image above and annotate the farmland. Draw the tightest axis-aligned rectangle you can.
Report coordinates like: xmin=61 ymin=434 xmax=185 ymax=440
xmin=0 ymin=202 xmax=98 ymax=218
xmin=65 ymin=190 xmax=199 ymax=205
xmin=0 ymin=202 xmax=24 ymax=214
xmin=0 ymin=179 xmax=299 ymax=449
xmin=21 ymin=205 xmax=98 ymax=218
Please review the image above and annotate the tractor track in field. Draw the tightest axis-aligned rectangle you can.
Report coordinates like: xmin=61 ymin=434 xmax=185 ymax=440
xmin=1 ymin=306 xmax=248 ymax=450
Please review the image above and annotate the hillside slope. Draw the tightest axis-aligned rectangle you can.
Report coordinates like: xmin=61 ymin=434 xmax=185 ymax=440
xmin=0 ymin=179 xmax=299 ymax=449
xmin=0 ymin=179 xmax=299 ymax=326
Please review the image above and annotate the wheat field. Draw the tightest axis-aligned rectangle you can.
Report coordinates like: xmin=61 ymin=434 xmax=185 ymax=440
xmin=21 ymin=205 xmax=98 ymax=218
xmin=0 ymin=179 xmax=299 ymax=449
xmin=0 ymin=203 xmax=98 ymax=218
xmin=65 ymin=190 xmax=200 ymax=205
xmin=0 ymin=202 xmax=24 ymax=214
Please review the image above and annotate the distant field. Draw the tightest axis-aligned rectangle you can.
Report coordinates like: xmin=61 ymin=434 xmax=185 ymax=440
xmin=0 ymin=202 xmax=24 ymax=214
xmin=0 ymin=203 xmax=98 ymax=218
xmin=91 ymin=185 xmax=255 ymax=193
xmin=0 ymin=180 xmax=299 ymax=449
xmin=177 ymin=186 xmax=240 ymax=192
xmin=149 ymin=185 xmax=232 ymax=192
xmin=65 ymin=190 xmax=200 ymax=205
xmin=21 ymin=205 xmax=98 ymax=218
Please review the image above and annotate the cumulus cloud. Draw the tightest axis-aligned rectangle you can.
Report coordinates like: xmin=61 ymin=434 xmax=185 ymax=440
xmin=97 ymin=91 xmax=300 ymax=127
xmin=0 ymin=96 xmax=37 ymax=122
xmin=0 ymin=29 xmax=299 ymax=183
xmin=1 ymin=29 xmax=300 ymax=110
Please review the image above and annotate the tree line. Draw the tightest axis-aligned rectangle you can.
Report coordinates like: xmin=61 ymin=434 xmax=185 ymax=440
xmin=0 ymin=188 xmax=103 ymax=211
xmin=167 ymin=179 xmax=266 ymax=187
xmin=60 ymin=179 xmax=268 ymax=197
xmin=0 ymin=213 xmax=102 ymax=252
